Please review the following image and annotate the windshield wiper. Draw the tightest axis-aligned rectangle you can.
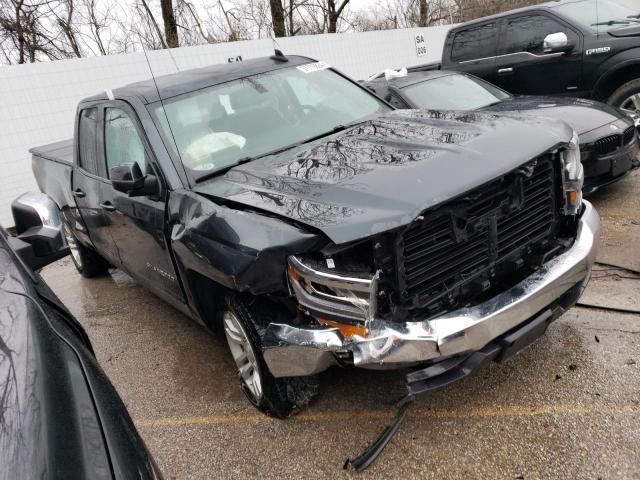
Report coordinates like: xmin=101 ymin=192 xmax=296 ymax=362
xmin=194 ymin=139 xmax=316 ymax=183
xmin=194 ymin=156 xmax=255 ymax=183
xmin=592 ymin=18 xmax=640 ymax=26
xmin=300 ymin=124 xmax=351 ymax=145
xmin=627 ymin=14 xmax=640 ymax=19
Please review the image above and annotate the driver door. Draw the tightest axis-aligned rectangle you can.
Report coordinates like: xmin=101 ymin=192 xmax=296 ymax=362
xmin=99 ymin=101 xmax=184 ymax=303
xmin=495 ymin=12 xmax=583 ymax=95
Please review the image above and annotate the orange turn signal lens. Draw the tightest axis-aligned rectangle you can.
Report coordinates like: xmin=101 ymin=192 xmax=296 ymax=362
xmin=288 ymin=264 xmax=300 ymax=280
xmin=288 ymin=264 xmax=308 ymax=289
xmin=316 ymin=317 xmax=367 ymax=338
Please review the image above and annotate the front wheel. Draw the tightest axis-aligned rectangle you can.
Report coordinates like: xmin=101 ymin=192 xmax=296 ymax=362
xmin=608 ymin=79 xmax=640 ymax=120
xmin=223 ymin=295 xmax=319 ymax=418
xmin=63 ymin=222 xmax=110 ymax=278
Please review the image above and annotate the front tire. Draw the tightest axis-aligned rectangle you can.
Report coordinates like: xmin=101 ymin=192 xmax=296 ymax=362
xmin=607 ymin=79 xmax=640 ymax=117
xmin=223 ymin=295 xmax=319 ymax=418
xmin=63 ymin=222 xmax=110 ymax=278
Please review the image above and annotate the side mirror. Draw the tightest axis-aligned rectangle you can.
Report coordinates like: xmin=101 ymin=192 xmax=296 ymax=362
xmin=543 ymin=32 xmax=573 ymax=53
xmin=10 ymin=192 xmax=70 ymax=270
xmin=110 ymin=162 xmax=159 ymax=197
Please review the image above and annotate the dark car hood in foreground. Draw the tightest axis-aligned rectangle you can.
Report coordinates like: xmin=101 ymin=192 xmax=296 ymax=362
xmin=195 ymin=110 xmax=572 ymax=244
xmin=0 ymin=231 xmax=159 ymax=480
xmin=481 ymin=96 xmax=628 ymax=135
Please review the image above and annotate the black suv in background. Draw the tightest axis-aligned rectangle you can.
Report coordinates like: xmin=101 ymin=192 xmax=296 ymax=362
xmin=410 ymin=0 xmax=640 ymax=122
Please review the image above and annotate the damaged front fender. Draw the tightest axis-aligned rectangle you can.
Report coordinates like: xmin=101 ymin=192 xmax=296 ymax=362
xmin=168 ymin=190 xmax=323 ymax=295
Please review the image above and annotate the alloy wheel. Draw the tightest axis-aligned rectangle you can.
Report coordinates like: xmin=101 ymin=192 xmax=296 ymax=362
xmin=620 ymin=93 xmax=640 ymax=127
xmin=223 ymin=310 xmax=263 ymax=402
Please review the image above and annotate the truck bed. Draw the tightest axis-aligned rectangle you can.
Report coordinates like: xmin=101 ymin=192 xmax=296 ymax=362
xmin=29 ymin=139 xmax=73 ymax=165
xmin=31 ymin=139 xmax=74 ymax=212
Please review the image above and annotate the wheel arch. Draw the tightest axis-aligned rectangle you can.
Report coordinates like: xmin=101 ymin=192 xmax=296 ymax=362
xmin=592 ymin=56 xmax=640 ymax=101
xmin=182 ymin=267 xmax=301 ymax=336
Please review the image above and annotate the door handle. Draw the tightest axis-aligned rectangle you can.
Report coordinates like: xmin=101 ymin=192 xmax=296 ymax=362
xmin=498 ymin=67 xmax=514 ymax=75
xmin=99 ymin=201 xmax=116 ymax=212
xmin=73 ymin=188 xmax=86 ymax=198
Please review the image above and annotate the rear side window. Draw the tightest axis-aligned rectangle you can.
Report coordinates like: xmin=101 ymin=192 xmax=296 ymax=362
xmin=77 ymin=108 xmax=99 ymax=175
xmin=501 ymin=14 xmax=578 ymax=55
xmin=451 ymin=23 xmax=497 ymax=62
xmin=104 ymin=107 xmax=147 ymax=177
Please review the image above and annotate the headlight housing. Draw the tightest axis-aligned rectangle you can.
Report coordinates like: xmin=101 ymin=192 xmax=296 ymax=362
xmin=287 ymin=256 xmax=377 ymax=326
xmin=560 ymin=130 xmax=584 ymax=216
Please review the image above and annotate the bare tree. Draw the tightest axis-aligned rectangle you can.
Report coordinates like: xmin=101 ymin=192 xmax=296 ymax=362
xmin=326 ymin=0 xmax=349 ymax=33
xmin=47 ymin=0 xmax=82 ymax=57
xmin=177 ymin=0 xmax=216 ymax=43
xmin=160 ymin=0 xmax=178 ymax=47
xmin=0 ymin=0 xmax=547 ymax=65
xmin=0 ymin=0 xmax=72 ymax=63
xmin=0 ymin=0 xmax=31 ymax=63
xmin=0 ymin=40 xmax=12 ymax=61
xmin=418 ymin=0 xmax=427 ymax=26
xmin=269 ymin=0 xmax=285 ymax=36
xmin=138 ymin=0 xmax=168 ymax=48
xmin=235 ymin=0 xmax=272 ymax=39
xmin=82 ymin=0 xmax=107 ymax=54
xmin=450 ymin=0 xmax=539 ymax=22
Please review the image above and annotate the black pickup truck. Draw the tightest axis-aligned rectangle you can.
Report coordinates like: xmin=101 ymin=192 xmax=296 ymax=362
xmin=410 ymin=0 xmax=640 ymax=121
xmin=31 ymin=55 xmax=599 ymax=418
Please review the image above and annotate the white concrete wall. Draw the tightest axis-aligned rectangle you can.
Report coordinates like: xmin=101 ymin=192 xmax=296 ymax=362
xmin=0 ymin=26 xmax=450 ymax=227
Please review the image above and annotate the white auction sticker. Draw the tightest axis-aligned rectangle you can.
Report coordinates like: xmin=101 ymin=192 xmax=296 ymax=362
xmin=415 ymin=34 xmax=427 ymax=57
xmin=297 ymin=61 xmax=331 ymax=74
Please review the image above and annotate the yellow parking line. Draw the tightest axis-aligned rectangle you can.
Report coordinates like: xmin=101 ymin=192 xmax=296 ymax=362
xmin=134 ymin=403 xmax=640 ymax=428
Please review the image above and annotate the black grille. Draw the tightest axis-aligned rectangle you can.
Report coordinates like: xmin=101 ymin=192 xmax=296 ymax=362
xmin=399 ymin=158 xmax=557 ymax=311
xmin=594 ymin=134 xmax=620 ymax=156
xmin=497 ymin=160 xmax=555 ymax=257
xmin=623 ymin=126 xmax=636 ymax=146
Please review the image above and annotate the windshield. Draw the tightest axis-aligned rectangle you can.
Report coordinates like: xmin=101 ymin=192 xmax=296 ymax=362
xmin=400 ymin=74 xmax=511 ymax=110
xmin=550 ymin=0 xmax=637 ymax=32
xmin=150 ymin=64 xmax=389 ymax=178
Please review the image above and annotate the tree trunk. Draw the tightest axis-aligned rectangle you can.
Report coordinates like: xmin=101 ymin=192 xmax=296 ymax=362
xmin=160 ymin=0 xmax=179 ymax=48
xmin=327 ymin=0 xmax=336 ymax=33
xmin=328 ymin=14 xmax=336 ymax=33
xmin=15 ymin=0 xmax=25 ymax=64
xmin=269 ymin=0 xmax=286 ymax=37
xmin=140 ymin=0 xmax=168 ymax=49
xmin=327 ymin=0 xmax=349 ymax=33
xmin=418 ymin=0 xmax=428 ymax=27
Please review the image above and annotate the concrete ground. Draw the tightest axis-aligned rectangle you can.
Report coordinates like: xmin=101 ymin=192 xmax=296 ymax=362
xmin=42 ymin=171 xmax=640 ymax=480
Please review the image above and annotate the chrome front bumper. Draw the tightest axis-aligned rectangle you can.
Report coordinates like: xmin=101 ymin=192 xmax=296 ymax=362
xmin=263 ymin=201 xmax=600 ymax=378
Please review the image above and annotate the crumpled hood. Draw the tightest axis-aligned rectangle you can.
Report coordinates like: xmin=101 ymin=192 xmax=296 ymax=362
xmin=195 ymin=110 xmax=572 ymax=244
xmin=482 ymin=96 xmax=627 ymax=135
